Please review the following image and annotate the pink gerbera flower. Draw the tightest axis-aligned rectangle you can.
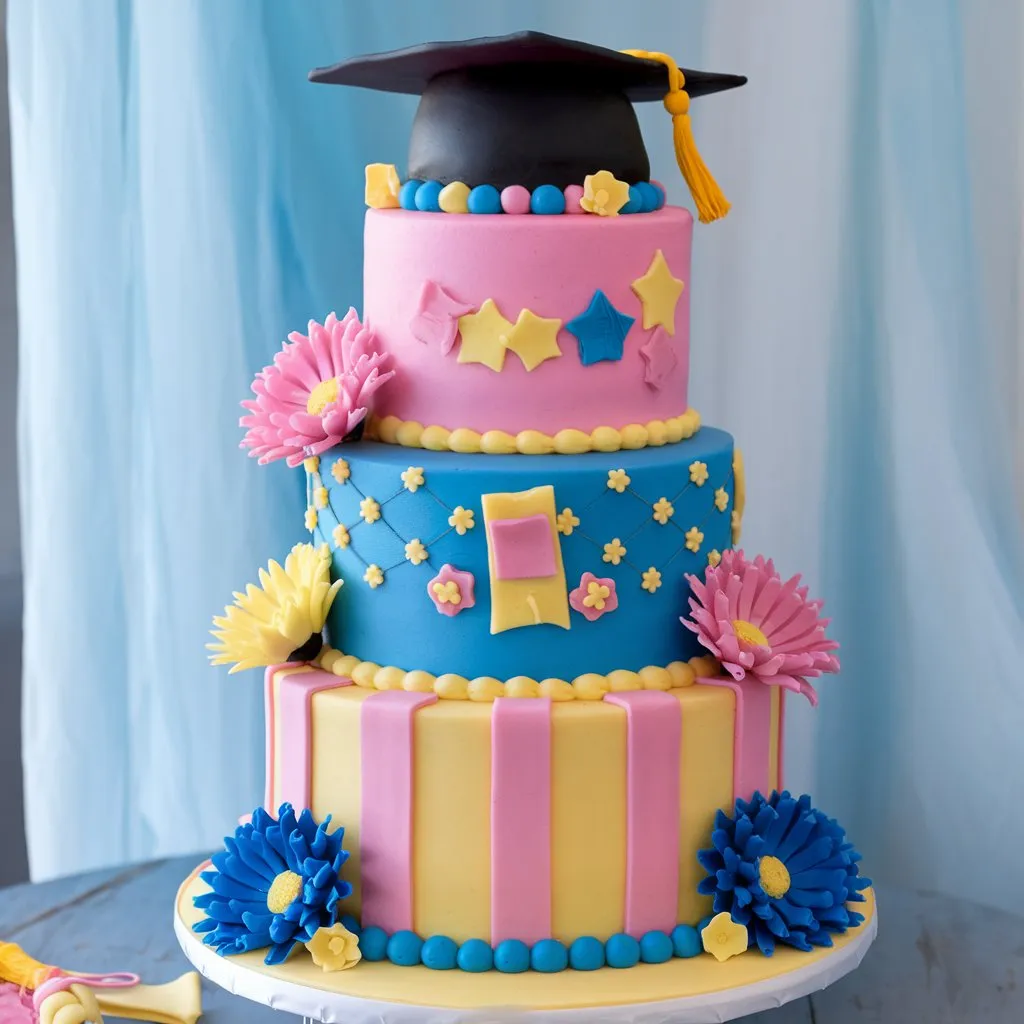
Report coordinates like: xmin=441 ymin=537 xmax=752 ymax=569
xmin=682 ymin=549 xmax=840 ymax=705
xmin=240 ymin=310 xmax=395 ymax=467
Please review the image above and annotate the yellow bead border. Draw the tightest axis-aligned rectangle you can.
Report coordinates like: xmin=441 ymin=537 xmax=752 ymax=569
xmin=317 ymin=646 xmax=720 ymax=701
xmin=364 ymin=409 xmax=701 ymax=455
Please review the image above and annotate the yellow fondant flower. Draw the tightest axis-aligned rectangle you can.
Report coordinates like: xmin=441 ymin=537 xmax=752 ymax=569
xmin=363 ymin=564 xmax=384 ymax=589
xmin=303 ymin=456 xmax=320 ymax=474
xmin=401 ymin=466 xmax=425 ymax=493
xmin=708 ymin=549 xmax=722 ymax=568
xmin=607 ymin=469 xmax=631 ymax=493
xmin=641 ymin=567 xmax=662 ymax=593
xmin=580 ymin=170 xmax=630 ymax=216
xmin=333 ymin=523 xmax=350 ymax=550
xmin=208 ymin=543 xmax=342 ymax=673
xmin=405 ymin=538 xmax=428 ymax=566
xmin=313 ymin=486 xmax=329 ymax=510
xmin=603 ymin=538 xmax=627 ymax=565
xmin=689 ymin=461 xmax=709 ymax=486
xmin=583 ymin=581 xmax=611 ymax=611
xmin=448 ymin=506 xmax=475 ymax=535
xmin=556 ymin=507 xmax=580 ymax=536
xmin=715 ymin=487 xmax=730 ymax=512
xmin=307 ymin=923 xmax=362 ymax=972
xmin=331 ymin=459 xmax=350 ymax=484
xmin=702 ymin=912 xmax=749 ymax=963
xmin=431 ymin=580 xmax=462 ymax=606
xmin=305 ymin=507 xmax=318 ymax=532
xmin=359 ymin=496 xmax=380 ymax=524
xmin=685 ymin=526 xmax=704 ymax=553
xmin=652 ymin=497 xmax=675 ymax=525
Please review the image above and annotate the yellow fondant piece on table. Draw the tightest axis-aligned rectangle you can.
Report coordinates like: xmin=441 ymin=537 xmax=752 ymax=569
xmin=457 ymin=299 xmax=515 ymax=372
xmin=364 ymin=163 xmax=401 ymax=209
xmin=307 ymin=924 xmax=362 ymax=972
xmin=505 ymin=309 xmax=563 ymax=371
xmin=438 ymin=181 xmax=471 ymax=213
xmin=631 ymin=248 xmax=686 ymax=334
xmin=580 ymin=170 xmax=630 ymax=216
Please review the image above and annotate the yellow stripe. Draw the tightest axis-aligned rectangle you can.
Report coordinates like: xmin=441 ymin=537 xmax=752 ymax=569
xmin=413 ymin=702 xmax=491 ymax=942
xmin=677 ymin=686 xmax=735 ymax=925
xmin=551 ymin=702 xmax=627 ymax=941
xmin=768 ymin=687 xmax=781 ymax=793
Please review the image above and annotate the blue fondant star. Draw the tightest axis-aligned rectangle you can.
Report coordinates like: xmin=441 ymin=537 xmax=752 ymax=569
xmin=565 ymin=290 xmax=635 ymax=366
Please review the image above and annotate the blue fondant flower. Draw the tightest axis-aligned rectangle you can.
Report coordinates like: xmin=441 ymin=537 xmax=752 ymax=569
xmin=193 ymin=804 xmax=352 ymax=965
xmin=697 ymin=791 xmax=870 ymax=956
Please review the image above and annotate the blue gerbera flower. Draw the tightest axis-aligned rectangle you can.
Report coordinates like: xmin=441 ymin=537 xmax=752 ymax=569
xmin=697 ymin=790 xmax=870 ymax=956
xmin=193 ymin=803 xmax=352 ymax=965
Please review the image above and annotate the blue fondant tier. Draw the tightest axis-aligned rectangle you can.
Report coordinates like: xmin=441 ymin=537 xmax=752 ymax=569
xmin=314 ymin=431 xmax=735 ymax=680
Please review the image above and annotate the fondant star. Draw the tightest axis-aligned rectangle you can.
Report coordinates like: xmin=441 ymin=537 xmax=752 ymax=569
xmin=411 ymin=280 xmax=475 ymax=354
xmin=457 ymin=299 xmax=515 ymax=372
xmin=565 ymin=290 xmax=635 ymax=366
xmin=505 ymin=309 xmax=563 ymax=371
xmin=631 ymin=249 xmax=685 ymax=335
xmin=638 ymin=327 xmax=678 ymax=390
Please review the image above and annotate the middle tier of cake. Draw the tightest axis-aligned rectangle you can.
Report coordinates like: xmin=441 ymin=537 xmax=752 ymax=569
xmin=307 ymin=431 xmax=741 ymax=682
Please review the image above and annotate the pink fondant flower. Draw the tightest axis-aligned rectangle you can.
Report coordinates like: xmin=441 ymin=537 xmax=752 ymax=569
xmin=427 ymin=564 xmax=476 ymax=617
xmin=240 ymin=310 xmax=395 ymax=467
xmin=682 ymin=549 xmax=840 ymax=705
xmin=569 ymin=572 xmax=619 ymax=622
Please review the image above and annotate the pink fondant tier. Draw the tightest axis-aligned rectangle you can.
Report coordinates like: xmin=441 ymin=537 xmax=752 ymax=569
xmin=363 ymin=207 xmax=693 ymax=438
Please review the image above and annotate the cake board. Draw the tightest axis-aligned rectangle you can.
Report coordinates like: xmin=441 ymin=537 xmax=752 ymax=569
xmin=174 ymin=865 xmax=877 ymax=1024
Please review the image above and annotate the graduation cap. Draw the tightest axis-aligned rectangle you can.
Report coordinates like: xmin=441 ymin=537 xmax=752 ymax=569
xmin=310 ymin=31 xmax=745 ymax=222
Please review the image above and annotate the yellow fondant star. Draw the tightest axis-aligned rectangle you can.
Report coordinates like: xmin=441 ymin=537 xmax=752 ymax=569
xmin=631 ymin=249 xmax=685 ymax=335
xmin=505 ymin=309 xmax=563 ymax=371
xmin=364 ymin=163 xmax=401 ymax=209
xmin=457 ymin=299 xmax=515 ymax=372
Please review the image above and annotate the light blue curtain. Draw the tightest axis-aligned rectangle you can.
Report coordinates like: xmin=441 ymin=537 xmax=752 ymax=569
xmin=10 ymin=0 xmax=1024 ymax=917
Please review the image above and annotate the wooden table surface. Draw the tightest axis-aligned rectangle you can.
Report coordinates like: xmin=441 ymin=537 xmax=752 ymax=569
xmin=1 ymin=855 xmax=1022 ymax=1023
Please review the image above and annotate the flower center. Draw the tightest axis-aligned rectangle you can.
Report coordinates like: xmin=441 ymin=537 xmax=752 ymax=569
xmin=266 ymin=869 xmax=303 ymax=915
xmin=758 ymin=855 xmax=791 ymax=899
xmin=583 ymin=583 xmax=610 ymax=610
xmin=307 ymin=377 xmax=339 ymax=416
xmin=328 ymin=936 xmax=347 ymax=956
xmin=732 ymin=619 xmax=769 ymax=648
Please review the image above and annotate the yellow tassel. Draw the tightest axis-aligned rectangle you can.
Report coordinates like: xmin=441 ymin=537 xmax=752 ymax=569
xmin=621 ymin=49 xmax=731 ymax=223
xmin=0 ymin=940 xmax=58 ymax=989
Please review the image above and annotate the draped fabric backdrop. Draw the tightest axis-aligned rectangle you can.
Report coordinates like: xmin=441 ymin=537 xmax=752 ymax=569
xmin=9 ymin=0 xmax=1024 ymax=908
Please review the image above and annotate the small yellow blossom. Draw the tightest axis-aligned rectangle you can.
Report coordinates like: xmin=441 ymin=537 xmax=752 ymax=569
xmin=359 ymin=496 xmax=380 ymax=524
xmin=333 ymin=524 xmax=350 ymax=549
xmin=580 ymin=170 xmax=630 ymax=217
xmin=607 ymin=468 xmax=631 ymax=493
xmin=304 ymin=507 xmax=318 ymax=532
xmin=303 ymin=456 xmax=320 ymax=474
xmin=583 ymin=581 xmax=611 ymax=611
xmin=685 ymin=526 xmax=704 ymax=553
xmin=556 ymin=508 xmax=580 ymax=536
xmin=331 ymin=459 xmax=350 ymax=484
xmin=641 ymin=567 xmax=662 ymax=593
xmin=689 ymin=461 xmax=709 ymax=486
xmin=603 ymin=538 xmax=627 ymax=565
xmin=401 ymin=466 xmax=425 ymax=493
xmin=448 ymin=506 xmax=475 ymax=535
xmin=404 ymin=538 xmax=428 ymax=566
xmin=715 ymin=487 xmax=730 ymax=512
xmin=313 ymin=486 xmax=329 ymax=510
xmin=652 ymin=497 xmax=674 ymax=525
xmin=363 ymin=564 xmax=384 ymax=589
xmin=702 ymin=912 xmax=749 ymax=963
xmin=307 ymin=922 xmax=362 ymax=972
xmin=432 ymin=580 xmax=462 ymax=606
xmin=708 ymin=549 xmax=722 ymax=568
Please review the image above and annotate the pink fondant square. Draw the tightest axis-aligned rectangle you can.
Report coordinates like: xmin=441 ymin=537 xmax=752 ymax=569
xmin=489 ymin=514 xmax=557 ymax=580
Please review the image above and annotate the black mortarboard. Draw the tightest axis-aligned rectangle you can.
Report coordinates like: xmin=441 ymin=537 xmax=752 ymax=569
xmin=310 ymin=31 xmax=746 ymax=222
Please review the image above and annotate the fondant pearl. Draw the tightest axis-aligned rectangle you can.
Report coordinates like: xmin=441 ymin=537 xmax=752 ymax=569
xmin=438 ymin=181 xmax=471 ymax=214
xmin=530 ymin=184 xmax=566 ymax=215
xmin=414 ymin=180 xmax=443 ymax=212
xmin=563 ymin=184 xmax=585 ymax=213
xmin=640 ymin=930 xmax=674 ymax=964
xmin=493 ymin=938 xmax=530 ymax=973
xmin=457 ymin=938 xmax=494 ymax=972
xmin=605 ymin=933 xmax=641 ymax=969
xmin=621 ymin=185 xmax=644 ymax=214
xmin=421 ymin=934 xmax=458 ymax=970
xmin=650 ymin=179 xmax=668 ymax=209
xmin=399 ymin=179 xmax=422 ymax=211
xmin=387 ymin=929 xmax=424 ymax=966
xmin=671 ymin=924 xmax=702 ymax=959
xmin=530 ymin=938 xmax=569 ymax=973
xmin=468 ymin=184 xmax=502 ymax=214
xmin=359 ymin=926 xmax=388 ymax=961
xmin=500 ymin=185 xmax=532 ymax=215
xmin=569 ymin=936 xmax=605 ymax=971
xmin=635 ymin=181 xmax=660 ymax=213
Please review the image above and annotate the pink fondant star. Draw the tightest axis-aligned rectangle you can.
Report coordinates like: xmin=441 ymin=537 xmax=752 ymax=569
xmin=410 ymin=281 xmax=475 ymax=354
xmin=638 ymin=327 xmax=679 ymax=390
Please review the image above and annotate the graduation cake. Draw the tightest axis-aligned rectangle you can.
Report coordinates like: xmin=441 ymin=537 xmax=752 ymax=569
xmin=178 ymin=31 xmax=874 ymax=1014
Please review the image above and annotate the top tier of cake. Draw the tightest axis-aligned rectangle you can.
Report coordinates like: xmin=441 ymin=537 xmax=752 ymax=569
xmin=364 ymin=205 xmax=693 ymax=447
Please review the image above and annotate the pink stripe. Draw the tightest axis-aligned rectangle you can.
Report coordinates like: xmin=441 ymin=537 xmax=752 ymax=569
xmin=603 ymin=691 xmax=681 ymax=937
xmin=277 ymin=670 xmax=351 ymax=810
xmin=360 ymin=690 xmax=438 ymax=933
xmin=697 ymin=676 xmax=773 ymax=801
xmin=490 ymin=698 xmax=552 ymax=945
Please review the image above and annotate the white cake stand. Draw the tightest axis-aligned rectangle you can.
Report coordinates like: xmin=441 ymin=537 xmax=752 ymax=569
xmin=174 ymin=865 xmax=876 ymax=1024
